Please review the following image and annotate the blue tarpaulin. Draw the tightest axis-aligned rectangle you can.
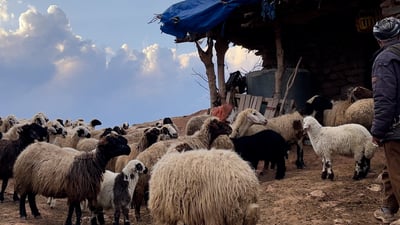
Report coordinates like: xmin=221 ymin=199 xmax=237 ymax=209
xmin=159 ymin=0 xmax=263 ymax=39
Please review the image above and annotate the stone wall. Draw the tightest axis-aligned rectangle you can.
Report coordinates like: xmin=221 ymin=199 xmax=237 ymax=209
xmin=256 ymin=3 xmax=381 ymax=100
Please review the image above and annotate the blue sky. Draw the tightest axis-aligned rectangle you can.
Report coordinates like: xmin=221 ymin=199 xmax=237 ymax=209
xmin=0 ymin=0 xmax=261 ymax=128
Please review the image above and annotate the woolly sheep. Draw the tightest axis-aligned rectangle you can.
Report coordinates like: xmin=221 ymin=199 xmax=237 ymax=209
xmin=114 ymin=126 xmax=168 ymax=173
xmin=132 ymin=116 xmax=232 ymax=220
xmin=53 ymin=125 xmax=91 ymax=148
xmin=343 ymin=98 xmax=373 ymax=131
xmin=148 ymin=149 xmax=260 ymax=225
xmin=0 ymin=123 xmax=48 ymax=202
xmin=13 ymin=131 xmax=131 ymax=225
xmin=230 ymin=129 xmax=290 ymax=179
xmin=303 ymin=116 xmax=378 ymax=180
xmin=184 ymin=108 xmax=267 ymax=150
xmin=245 ymin=111 xmax=306 ymax=169
xmin=90 ymin=159 xmax=148 ymax=225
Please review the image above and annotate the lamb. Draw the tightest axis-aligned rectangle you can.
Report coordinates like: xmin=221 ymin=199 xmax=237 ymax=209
xmin=0 ymin=123 xmax=48 ymax=202
xmin=302 ymin=116 xmax=378 ymax=180
xmin=13 ymin=131 xmax=131 ymax=225
xmin=90 ymin=159 xmax=148 ymax=225
xmin=230 ymin=129 xmax=290 ymax=179
xmin=132 ymin=116 xmax=232 ymax=220
xmin=148 ymin=149 xmax=260 ymax=225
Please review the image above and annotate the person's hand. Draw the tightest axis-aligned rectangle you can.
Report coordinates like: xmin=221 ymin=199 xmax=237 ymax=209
xmin=372 ymin=136 xmax=382 ymax=147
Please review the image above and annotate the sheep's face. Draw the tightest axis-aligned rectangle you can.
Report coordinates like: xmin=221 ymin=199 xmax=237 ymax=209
xmin=6 ymin=115 xmax=18 ymax=127
xmin=302 ymin=116 xmax=317 ymax=132
xmin=123 ymin=160 xmax=147 ymax=181
xmin=98 ymin=132 xmax=131 ymax=158
xmin=20 ymin=123 xmax=49 ymax=142
xmin=207 ymin=117 xmax=233 ymax=141
xmin=47 ymin=120 xmax=67 ymax=137
xmin=245 ymin=109 xmax=267 ymax=125
xmin=161 ymin=124 xmax=178 ymax=139
xmin=76 ymin=126 xmax=91 ymax=138
xmin=144 ymin=127 xmax=161 ymax=144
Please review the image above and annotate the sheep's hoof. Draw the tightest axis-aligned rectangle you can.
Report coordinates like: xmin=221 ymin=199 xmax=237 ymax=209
xmin=296 ymin=161 xmax=305 ymax=169
xmin=34 ymin=215 xmax=42 ymax=219
xmin=13 ymin=195 xmax=20 ymax=202
xmin=321 ymin=171 xmax=328 ymax=179
xmin=328 ymin=173 xmax=334 ymax=181
xmin=124 ymin=221 xmax=131 ymax=225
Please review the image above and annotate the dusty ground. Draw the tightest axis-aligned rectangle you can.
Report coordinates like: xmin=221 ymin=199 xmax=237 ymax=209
xmin=0 ymin=110 xmax=390 ymax=225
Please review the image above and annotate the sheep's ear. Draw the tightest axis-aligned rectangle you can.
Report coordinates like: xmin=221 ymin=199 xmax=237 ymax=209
xmin=136 ymin=163 xmax=144 ymax=172
xmin=292 ymin=120 xmax=302 ymax=130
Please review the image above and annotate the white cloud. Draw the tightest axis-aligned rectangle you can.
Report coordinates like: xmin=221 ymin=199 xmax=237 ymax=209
xmin=0 ymin=0 xmax=10 ymax=22
xmin=0 ymin=3 xmax=262 ymax=127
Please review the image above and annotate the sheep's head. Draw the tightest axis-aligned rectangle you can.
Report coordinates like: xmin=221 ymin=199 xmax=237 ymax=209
xmin=19 ymin=123 xmax=49 ymax=143
xmin=301 ymin=95 xmax=333 ymax=116
xmin=302 ymin=116 xmax=319 ymax=133
xmin=76 ymin=126 xmax=91 ymax=138
xmin=159 ymin=124 xmax=178 ymax=139
xmin=205 ymin=117 xmax=232 ymax=143
xmin=244 ymin=108 xmax=267 ymax=125
xmin=144 ymin=127 xmax=161 ymax=145
xmin=5 ymin=115 xmax=18 ymax=128
xmin=46 ymin=120 xmax=67 ymax=137
xmin=97 ymin=131 xmax=131 ymax=159
xmin=32 ymin=112 xmax=49 ymax=127
xmin=122 ymin=159 xmax=148 ymax=181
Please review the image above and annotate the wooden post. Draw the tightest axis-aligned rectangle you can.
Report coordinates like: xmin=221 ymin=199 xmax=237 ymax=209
xmin=274 ymin=23 xmax=284 ymax=99
xmin=215 ymin=38 xmax=229 ymax=105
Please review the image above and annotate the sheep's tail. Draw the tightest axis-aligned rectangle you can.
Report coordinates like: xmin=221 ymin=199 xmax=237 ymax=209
xmin=244 ymin=203 xmax=260 ymax=225
xmin=364 ymin=140 xmax=378 ymax=159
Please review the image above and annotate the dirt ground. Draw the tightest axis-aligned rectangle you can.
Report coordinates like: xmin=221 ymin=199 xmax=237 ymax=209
xmin=0 ymin=111 xmax=390 ymax=225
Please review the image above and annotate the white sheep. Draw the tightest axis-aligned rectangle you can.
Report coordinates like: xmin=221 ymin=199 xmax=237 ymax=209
xmin=90 ymin=159 xmax=147 ymax=225
xmin=302 ymin=116 xmax=378 ymax=180
xmin=13 ymin=131 xmax=131 ymax=225
xmin=148 ymin=149 xmax=260 ymax=225
xmin=132 ymin=116 xmax=232 ymax=221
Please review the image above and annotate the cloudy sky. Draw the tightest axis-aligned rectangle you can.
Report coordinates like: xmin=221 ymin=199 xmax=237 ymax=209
xmin=0 ymin=0 xmax=261 ymax=128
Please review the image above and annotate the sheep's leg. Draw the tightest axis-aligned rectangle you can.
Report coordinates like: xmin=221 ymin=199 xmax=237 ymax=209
xmin=74 ymin=202 xmax=82 ymax=225
xmin=0 ymin=178 xmax=8 ymax=202
xmin=65 ymin=203 xmax=75 ymax=225
xmin=321 ymin=158 xmax=328 ymax=179
xmin=19 ymin=193 xmax=28 ymax=219
xmin=295 ymin=142 xmax=305 ymax=169
xmin=113 ymin=207 xmax=121 ymax=225
xmin=89 ymin=207 xmax=104 ymax=225
xmin=326 ymin=160 xmax=334 ymax=181
xmin=275 ymin=157 xmax=286 ymax=180
xmin=13 ymin=186 xmax=20 ymax=201
xmin=27 ymin=193 xmax=41 ymax=218
xmin=132 ymin=191 xmax=142 ymax=221
xmin=122 ymin=206 xmax=130 ymax=225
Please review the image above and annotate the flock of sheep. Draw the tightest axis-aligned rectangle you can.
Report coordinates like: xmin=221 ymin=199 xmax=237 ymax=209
xmin=0 ymin=86 xmax=380 ymax=225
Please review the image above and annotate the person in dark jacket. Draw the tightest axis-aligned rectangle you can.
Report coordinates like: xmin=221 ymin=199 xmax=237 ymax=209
xmin=372 ymin=16 xmax=400 ymax=225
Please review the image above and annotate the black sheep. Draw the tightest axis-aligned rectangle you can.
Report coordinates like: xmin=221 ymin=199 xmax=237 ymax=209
xmin=231 ymin=129 xmax=290 ymax=179
xmin=0 ymin=123 xmax=48 ymax=202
